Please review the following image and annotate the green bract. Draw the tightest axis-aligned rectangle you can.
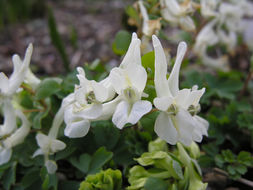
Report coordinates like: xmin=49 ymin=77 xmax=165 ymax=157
xmin=79 ymin=169 xmax=122 ymax=190
xmin=127 ymin=139 xmax=206 ymax=190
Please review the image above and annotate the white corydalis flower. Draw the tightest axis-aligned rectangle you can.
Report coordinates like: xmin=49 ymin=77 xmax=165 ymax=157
xmin=0 ymin=44 xmax=33 ymax=99
xmin=33 ymin=99 xmax=70 ymax=174
xmin=160 ymin=0 xmax=196 ymax=32
xmin=200 ymin=0 xmax=219 ymax=18
xmin=0 ymin=110 xmax=30 ymax=165
xmin=0 ymin=100 xmax=17 ymax=137
xmin=152 ymin=35 xmax=208 ymax=146
xmin=193 ymin=20 xmax=229 ymax=71
xmin=33 ymin=133 xmax=66 ymax=174
xmin=25 ymin=68 xmax=41 ymax=90
xmin=138 ymin=0 xmax=161 ymax=37
xmin=63 ymin=67 xmax=111 ymax=138
xmin=109 ymin=33 xmax=152 ymax=129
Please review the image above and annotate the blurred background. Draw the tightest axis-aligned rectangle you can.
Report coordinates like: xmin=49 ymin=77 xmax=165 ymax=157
xmin=0 ymin=0 xmax=134 ymax=75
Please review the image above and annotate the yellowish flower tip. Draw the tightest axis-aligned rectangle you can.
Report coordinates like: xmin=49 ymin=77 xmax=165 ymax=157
xmin=152 ymin=35 xmax=160 ymax=47
xmin=178 ymin=41 xmax=187 ymax=53
xmin=26 ymin=43 xmax=33 ymax=57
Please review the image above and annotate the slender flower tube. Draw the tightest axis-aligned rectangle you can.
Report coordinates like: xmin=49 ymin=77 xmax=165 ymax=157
xmin=0 ymin=110 xmax=30 ymax=165
xmin=33 ymin=98 xmax=71 ymax=173
xmin=0 ymin=44 xmax=33 ymax=100
xmin=109 ymin=33 xmax=152 ymax=129
xmin=139 ymin=0 xmax=161 ymax=37
xmin=152 ymin=35 xmax=208 ymax=146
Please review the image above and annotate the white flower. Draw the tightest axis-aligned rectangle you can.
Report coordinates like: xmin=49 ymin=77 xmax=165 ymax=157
xmin=0 ymin=100 xmax=17 ymax=137
xmin=109 ymin=33 xmax=152 ymax=129
xmin=63 ymin=67 xmax=112 ymax=138
xmin=193 ymin=20 xmax=229 ymax=71
xmin=138 ymin=0 xmax=161 ymax=37
xmin=152 ymin=35 xmax=208 ymax=146
xmin=33 ymin=133 xmax=66 ymax=158
xmin=25 ymin=68 xmax=41 ymax=90
xmin=0 ymin=44 xmax=33 ymax=99
xmin=0 ymin=109 xmax=30 ymax=165
xmin=200 ymin=0 xmax=219 ymax=18
xmin=160 ymin=0 xmax=196 ymax=32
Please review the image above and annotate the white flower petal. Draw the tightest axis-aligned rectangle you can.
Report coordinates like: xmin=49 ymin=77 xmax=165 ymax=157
xmin=153 ymin=97 xmax=173 ymax=111
xmin=74 ymin=86 xmax=87 ymax=105
xmin=126 ymin=64 xmax=147 ymax=92
xmin=91 ymin=80 xmax=108 ymax=102
xmin=168 ymin=41 xmax=187 ymax=96
xmin=9 ymin=44 xmax=33 ymax=94
xmin=174 ymin=89 xmax=191 ymax=109
xmin=32 ymin=149 xmax=43 ymax=158
xmin=64 ymin=119 xmax=90 ymax=138
xmin=0 ymin=148 xmax=12 ymax=165
xmin=36 ymin=133 xmax=50 ymax=149
xmin=112 ymin=101 xmax=129 ymax=129
xmin=120 ymin=33 xmax=141 ymax=68
xmin=99 ymin=77 xmax=116 ymax=101
xmin=4 ymin=109 xmax=30 ymax=147
xmin=186 ymin=88 xmax=205 ymax=107
xmin=152 ymin=35 xmax=171 ymax=97
xmin=154 ymin=112 xmax=178 ymax=145
xmin=164 ymin=0 xmax=181 ymax=16
xmin=45 ymin=160 xmax=57 ymax=174
xmin=193 ymin=115 xmax=209 ymax=136
xmin=0 ymin=72 xmax=9 ymax=93
xmin=109 ymin=68 xmax=128 ymax=94
xmin=62 ymin=93 xmax=75 ymax=107
xmin=0 ymin=100 xmax=17 ymax=137
xmin=50 ymin=139 xmax=66 ymax=153
xmin=75 ymin=103 xmax=103 ymax=120
xmin=128 ymin=100 xmax=152 ymax=124
xmin=96 ymin=96 xmax=122 ymax=121
xmin=176 ymin=109 xmax=195 ymax=146
xmin=179 ymin=16 xmax=196 ymax=31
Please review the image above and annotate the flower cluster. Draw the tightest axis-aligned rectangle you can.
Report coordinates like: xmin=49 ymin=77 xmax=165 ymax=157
xmin=194 ymin=0 xmax=253 ymax=70
xmin=0 ymin=44 xmax=34 ymax=164
xmin=0 ymin=33 xmax=208 ymax=174
xmin=62 ymin=33 xmax=208 ymax=147
xmin=160 ymin=0 xmax=197 ymax=32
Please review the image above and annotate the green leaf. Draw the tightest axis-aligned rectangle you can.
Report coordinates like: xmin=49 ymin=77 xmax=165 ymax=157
xmin=144 ymin=177 xmax=168 ymax=190
xmin=21 ymin=168 xmax=40 ymax=188
xmin=48 ymin=6 xmax=70 ymax=71
xmin=92 ymin=121 xmax=120 ymax=150
xmin=125 ymin=5 xmax=140 ymax=24
xmin=35 ymin=78 xmax=61 ymax=100
xmin=234 ymin=165 xmax=247 ymax=175
xmin=40 ymin=167 xmax=58 ymax=190
xmin=88 ymin=147 xmax=113 ymax=174
xmin=227 ymin=165 xmax=236 ymax=175
xmin=112 ymin=30 xmax=131 ymax=56
xmin=222 ymin=150 xmax=235 ymax=163
xmin=215 ymin=154 xmax=224 ymax=168
xmin=238 ymin=151 xmax=253 ymax=166
xmin=70 ymin=153 xmax=91 ymax=174
xmin=19 ymin=90 xmax=34 ymax=109
xmin=30 ymin=98 xmax=51 ymax=129
xmin=142 ymin=51 xmax=155 ymax=73
xmin=172 ymin=160 xmax=184 ymax=179
xmin=58 ymin=181 xmax=80 ymax=190
xmin=2 ymin=162 xmax=17 ymax=190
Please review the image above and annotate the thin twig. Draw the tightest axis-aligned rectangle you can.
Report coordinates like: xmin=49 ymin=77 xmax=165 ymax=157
xmin=213 ymin=168 xmax=253 ymax=188
xmin=23 ymin=109 xmax=44 ymax=113
xmin=239 ymin=71 xmax=252 ymax=99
